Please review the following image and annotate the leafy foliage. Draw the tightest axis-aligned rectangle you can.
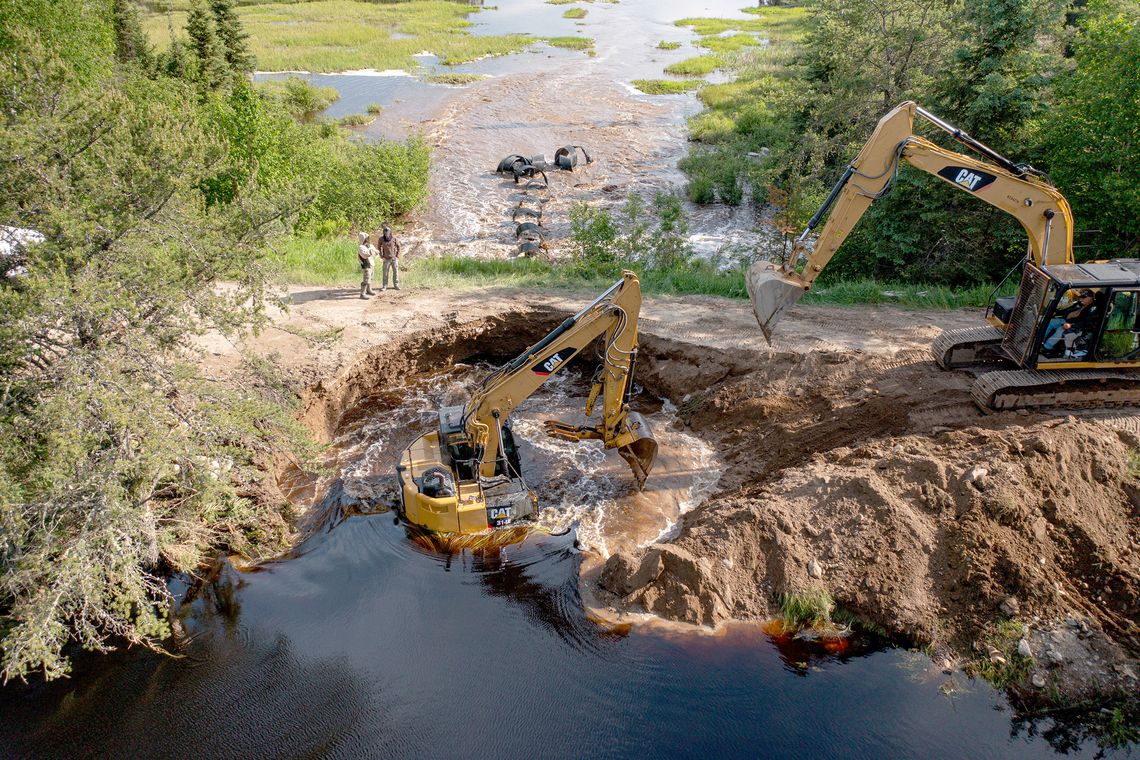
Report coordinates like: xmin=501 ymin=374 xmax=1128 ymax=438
xmin=568 ymin=193 xmax=692 ymax=276
xmin=676 ymin=0 xmax=1138 ymax=285
xmin=0 ymin=0 xmax=427 ymax=682
xmin=1040 ymin=0 xmax=1140 ymax=257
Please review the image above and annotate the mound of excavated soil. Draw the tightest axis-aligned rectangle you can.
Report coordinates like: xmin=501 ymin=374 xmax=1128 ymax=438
xmin=603 ymin=345 xmax=1140 ymax=706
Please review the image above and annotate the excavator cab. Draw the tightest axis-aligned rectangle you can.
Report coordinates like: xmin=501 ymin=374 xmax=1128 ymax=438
xmin=989 ymin=260 xmax=1140 ymax=368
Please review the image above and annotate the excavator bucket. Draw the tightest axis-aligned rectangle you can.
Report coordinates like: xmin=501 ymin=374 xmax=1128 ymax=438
xmin=617 ymin=412 xmax=657 ymax=490
xmin=746 ymin=262 xmax=807 ymax=343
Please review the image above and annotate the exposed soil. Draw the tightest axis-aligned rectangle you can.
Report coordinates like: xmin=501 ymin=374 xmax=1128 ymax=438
xmin=207 ymin=284 xmax=1139 ymax=712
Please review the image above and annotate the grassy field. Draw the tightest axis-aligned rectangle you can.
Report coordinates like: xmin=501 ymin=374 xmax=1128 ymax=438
xmin=276 ymin=237 xmax=1005 ymax=308
xmin=143 ymin=0 xmax=537 ymax=72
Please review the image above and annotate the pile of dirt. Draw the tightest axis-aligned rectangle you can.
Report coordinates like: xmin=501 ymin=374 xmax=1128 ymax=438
xmin=601 ymin=343 xmax=1140 ymax=705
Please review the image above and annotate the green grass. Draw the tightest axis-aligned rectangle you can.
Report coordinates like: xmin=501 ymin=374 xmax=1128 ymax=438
xmin=562 ymin=7 xmax=587 ymax=19
xmin=802 ymin=279 xmax=1013 ymax=308
xmin=687 ymin=110 xmax=736 ymax=142
xmin=366 ymin=102 xmax=383 ymax=114
xmin=338 ymin=113 xmax=374 ymax=127
xmin=970 ymin=619 xmax=1035 ymax=688
xmin=144 ymin=1 xmax=535 ymax=72
xmin=543 ymin=35 xmax=595 ymax=51
xmin=631 ymin=78 xmax=705 ymax=95
xmin=423 ymin=72 xmax=487 ymax=85
xmin=676 ymin=6 xmax=809 ymax=42
xmin=657 ymin=40 xmax=682 ymax=50
xmin=778 ymin=588 xmax=835 ymax=628
xmin=278 ymin=238 xmax=1007 ymax=309
xmin=695 ymin=32 xmax=760 ymax=54
xmin=663 ymin=54 xmax=722 ymax=77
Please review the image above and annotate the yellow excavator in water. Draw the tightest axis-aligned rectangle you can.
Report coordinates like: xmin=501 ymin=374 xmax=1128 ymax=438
xmin=397 ymin=271 xmax=658 ymax=534
xmin=748 ymin=101 xmax=1140 ymax=410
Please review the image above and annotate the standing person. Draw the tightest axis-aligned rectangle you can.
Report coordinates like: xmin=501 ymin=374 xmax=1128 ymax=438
xmin=378 ymin=224 xmax=400 ymax=291
xmin=357 ymin=231 xmax=377 ymax=299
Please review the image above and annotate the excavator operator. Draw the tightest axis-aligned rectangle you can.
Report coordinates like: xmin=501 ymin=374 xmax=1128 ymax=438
xmin=1042 ymin=289 xmax=1103 ymax=357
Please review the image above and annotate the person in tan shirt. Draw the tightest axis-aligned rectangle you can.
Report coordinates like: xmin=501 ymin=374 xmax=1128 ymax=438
xmin=377 ymin=225 xmax=400 ymax=291
xmin=357 ymin=231 xmax=377 ymax=299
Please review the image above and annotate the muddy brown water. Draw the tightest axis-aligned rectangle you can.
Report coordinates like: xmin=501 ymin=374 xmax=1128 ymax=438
xmin=0 ymin=356 xmax=1113 ymax=757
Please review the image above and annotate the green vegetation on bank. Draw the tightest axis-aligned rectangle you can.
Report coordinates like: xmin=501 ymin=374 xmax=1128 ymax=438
xmin=631 ymin=78 xmax=704 ymax=95
xmin=778 ymin=588 xmax=835 ymax=628
xmin=544 ymin=35 xmax=594 ymax=51
xmin=663 ymin=54 xmax=721 ymax=77
xmin=281 ymin=244 xmax=1009 ymax=308
xmin=424 ymin=72 xmax=487 ymax=85
xmin=279 ymin=186 xmax=1010 ymax=311
xmin=142 ymin=0 xmax=535 ymax=72
xmin=675 ymin=0 xmax=1139 ymax=287
xmin=0 ymin=0 xmax=428 ymax=682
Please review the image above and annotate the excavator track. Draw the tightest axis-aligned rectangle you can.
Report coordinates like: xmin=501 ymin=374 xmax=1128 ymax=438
xmin=931 ymin=325 xmax=1007 ymax=369
xmin=973 ymin=368 xmax=1140 ymax=411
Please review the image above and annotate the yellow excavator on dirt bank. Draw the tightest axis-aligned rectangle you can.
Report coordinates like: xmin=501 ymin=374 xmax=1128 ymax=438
xmin=396 ymin=271 xmax=658 ymax=534
xmin=748 ymin=101 xmax=1140 ymax=410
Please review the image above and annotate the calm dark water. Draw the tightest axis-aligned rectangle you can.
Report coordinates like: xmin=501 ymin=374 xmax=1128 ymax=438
xmin=0 ymin=511 xmax=1107 ymax=759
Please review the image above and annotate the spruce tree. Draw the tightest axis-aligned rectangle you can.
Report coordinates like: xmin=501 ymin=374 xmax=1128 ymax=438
xmin=162 ymin=19 xmax=188 ymax=79
xmin=111 ymin=0 xmax=153 ymax=69
xmin=185 ymin=0 xmax=228 ymax=89
xmin=210 ymin=0 xmax=255 ymax=74
xmin=935 ymin=0 xmax=1067 ymax=144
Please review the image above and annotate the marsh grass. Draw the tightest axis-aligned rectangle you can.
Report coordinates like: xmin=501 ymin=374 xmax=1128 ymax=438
xmin=676 ymin=6 xmax=808 ymax=42
xmin=631 ymin=78 xmax=705 ymax=95
xmin=338 ymin=113 xmax=373 ymax=127
xmin=562 ymin=7 xmax=587 ymax=19
xmin=657 ymin=40 xmax=682 ymax=50
xmin=424 ymin=72 xmax=487 ymax=85
xmin=779 ymin=588 xmax=835 ymax=628
xmin=695 ymin=33 xmax=760 ymax=54
xmin=544 ymin=35 xmax=595 ymax=51
xmin=144 ymin=1 xmax=535 ymax=72
xmin=663 ymin=54 xmax=722 ymax=77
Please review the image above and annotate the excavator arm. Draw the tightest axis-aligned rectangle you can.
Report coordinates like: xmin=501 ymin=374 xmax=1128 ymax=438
xmin=462 ymin=270 xmax=658 ymax=487
xmin=748 ymin=101 xmax=1075 ymax=340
